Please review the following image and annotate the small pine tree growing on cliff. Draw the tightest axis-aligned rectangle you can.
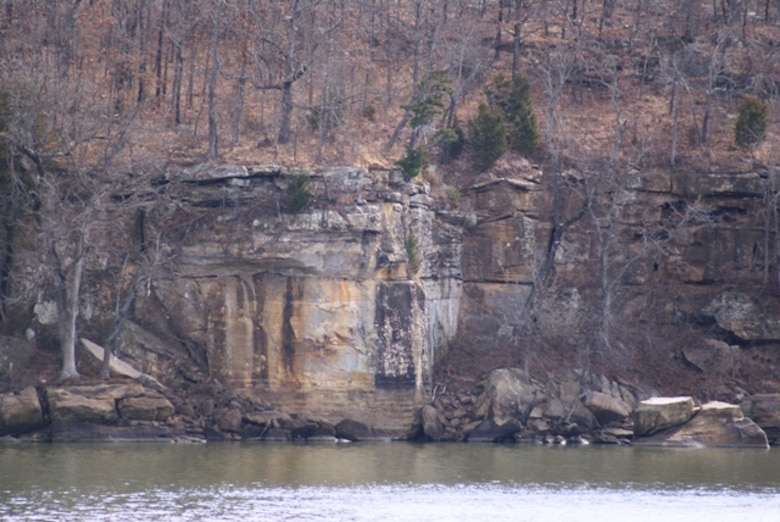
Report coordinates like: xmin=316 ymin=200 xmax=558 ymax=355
xmin=435 ymin=118 xmax=465 ymax=165
xmin=468 ymin=103 xmax=507 ymax=172
xmin=286 ymin=173 xmax=311 ymax=213
xmin=404 ymin=70 xmax=453 ymax=131
xmin=485 ymin=75 xmax=538 ymax=155
xmin=396 ymin=145 xmax=428 ymax=181
xmin=735 ymin=95 xmax=768 ymax=148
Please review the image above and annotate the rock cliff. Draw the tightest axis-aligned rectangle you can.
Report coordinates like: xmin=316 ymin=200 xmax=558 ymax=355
xmin=4 ymin=158 xmax=780 ymax=437
xmin=130 ymin=164 xmax=461 ymax=433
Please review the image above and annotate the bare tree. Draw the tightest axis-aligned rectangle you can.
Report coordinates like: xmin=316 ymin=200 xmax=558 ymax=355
xmin=0 ymin=2 xmax=148 ymax=379
xmin=206 ymin=1 xmax=223 ymax=159
xmin=534 ymin=42 xmax=587 ymax=289
xmin=247 ymin=0 xmax=331 ymax=145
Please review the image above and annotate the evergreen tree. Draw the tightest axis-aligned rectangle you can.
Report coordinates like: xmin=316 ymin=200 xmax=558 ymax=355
xmin=396 ymin=146 xmax=429 ymax=181
xmin=404 ymin=70 xmax=453 ymax=130
xmin=468 ymin=103 xmax=507 ymax=172
xmin=735 ymin=95 xmax=768 ymax=148
xmin=286 ymin=173 xmax=311 ymax=213
xmin=485 ymin=75 xmax=538 ymax=155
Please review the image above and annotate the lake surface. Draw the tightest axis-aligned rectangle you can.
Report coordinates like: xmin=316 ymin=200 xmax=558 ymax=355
xmin=1 ymin=442 xmax=778 ymax=521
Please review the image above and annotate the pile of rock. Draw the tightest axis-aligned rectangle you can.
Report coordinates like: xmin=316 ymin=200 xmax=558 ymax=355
xmin=409 ymin=368 xmax=638 ymax=444
xmin=410 ymin=368 xmax=779 ymax=448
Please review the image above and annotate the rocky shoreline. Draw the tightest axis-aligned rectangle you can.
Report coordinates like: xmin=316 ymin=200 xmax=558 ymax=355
xmin=2 ymin=369 xmax=778 ymax=448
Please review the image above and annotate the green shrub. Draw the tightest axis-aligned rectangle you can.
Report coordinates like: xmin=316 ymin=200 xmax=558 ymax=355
xmin=396 ymin=146 xmax=428 ymax=181
xmin=286 ymin=173 xmax=311 ymax=213
xmin=435 ymin=118 xmax=465 ymax=164
xmin=735 ymin=95 xmax=768 ymax=148
xmin=445 ymin=186 xmax=461 ymax=209
xmin=485 ymin=75 xmax=538 ymax=155
xmin=468 ymin=103 xmax=507 ymax=172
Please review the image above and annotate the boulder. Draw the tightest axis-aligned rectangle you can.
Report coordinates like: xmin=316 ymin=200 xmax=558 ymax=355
xmin=682 ymin=339 xmax=738 ymax=375
xmin=47 ymin=388 xmax=119 ymax=424
xmin=117 ymin=395 xmax=175 ymax=422
xmin=540 ymin=398 xmax=566 ymax=419
xmin=421 ymin=404 xmax=445 ymax=441
xmin=277 ymin=417 xmax=321 ymax=441
xmin=0 ymin=387 xmax=45 ymax=436
xmin=583 ymin=391 xmax=632 ymax=425
xmin=740 ymin=394 xmax=780 ymax=445
xmin=46 ymin=383 xmax=154 ymax=424
xmin=466 ymin=417 xmax=524 ymax=443
xmin=704 ymin=292 xmax=780 ymax=341
xmin=633 ymin=396 xmax=696 ymax=437
xmin=307 ymin=422 xmax=337 ymax=441
xmin=475 ymin=368 xmax=542 ymax=421
xmin=335 ymin=418 xmax=372 ymax=441
xmin=216 ymin=408 xmax=243 ymax=432
xmin=635 ymin=401 xmax=769 ymax=448
xmin=568 ymin=400 xmax=599 ymax=432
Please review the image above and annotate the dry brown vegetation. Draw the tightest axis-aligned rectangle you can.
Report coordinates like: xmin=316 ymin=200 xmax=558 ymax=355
xmin=2 ymin=1 xmax=779 ymax=176
xmin=3 ymin=1 xmax=780 ymax=392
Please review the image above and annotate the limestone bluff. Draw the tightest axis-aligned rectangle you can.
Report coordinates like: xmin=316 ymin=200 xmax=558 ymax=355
xmin=24 ymin=163 xmax=464 ymax=435
xmin=154 ymin=164 xmax=463 ymax=433
xmin=4 ymin=158 xmax=780 ymax=442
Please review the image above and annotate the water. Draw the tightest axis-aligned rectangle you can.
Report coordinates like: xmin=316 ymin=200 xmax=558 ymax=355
xmin=1 ymin=442 xmax=778 ymax=521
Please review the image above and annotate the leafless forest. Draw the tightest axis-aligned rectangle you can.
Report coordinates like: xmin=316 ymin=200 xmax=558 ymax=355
xmin=2 ymin=1 xmax=779 ymax=169
xmin=2 ymin=1 xmax=780 ymax=389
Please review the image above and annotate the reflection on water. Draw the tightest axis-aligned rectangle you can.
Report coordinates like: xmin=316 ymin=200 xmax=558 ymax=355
xmin=1 ymin=443 xmax=779 ymax=521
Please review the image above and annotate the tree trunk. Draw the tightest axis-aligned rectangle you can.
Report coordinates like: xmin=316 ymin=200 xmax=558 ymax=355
xmin=186 ymin=35 xmax=195 ymax=109
xmin=495 ymin=4 xmax=503 ymax=60
xmin=512 ymin=20 xmax=522 ymax=78
xmin=58 ymin=233 xmax=85 ymax=381
xmin=136 ymin=0 xmax=148 ymax=104
xmin=0 ymin=194 xmax=18 ymax=331
xmin=384 ymin=110 xmax=411 ymax=151
xmin=229 ymin=54 xmax=247 ymax=147
xmin=172 ymin=42 xmax=183 ymax=124
xmin=155 ymin=0 xmax=168 ymax=98
xmin=278 ymin=81 xmax=293 ymax=144
xmin=207 ymin=3 xmax=221 ymax=160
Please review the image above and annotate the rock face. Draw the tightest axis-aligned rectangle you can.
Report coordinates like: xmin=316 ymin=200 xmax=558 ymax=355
xmin=633 ymin=396 xmax=697 ymax=437
xmin=635 ymin=401 xmax=769 ymax=448
xmin=137 ymin=166 xmax=462 ymax=434
xmin=8 ymin=160 xmax=780 ymax=437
